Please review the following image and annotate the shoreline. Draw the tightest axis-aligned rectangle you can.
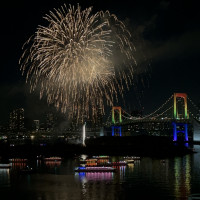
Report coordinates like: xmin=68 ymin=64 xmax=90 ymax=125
xmin=0 ymin=136 xmax=196 ymax=160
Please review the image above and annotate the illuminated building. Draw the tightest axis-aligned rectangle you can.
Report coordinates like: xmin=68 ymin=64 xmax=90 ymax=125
xmin=9 ymin=108 xmax=25 ymax=132
xmin=33 ymin=120 xmax=40 ymax=132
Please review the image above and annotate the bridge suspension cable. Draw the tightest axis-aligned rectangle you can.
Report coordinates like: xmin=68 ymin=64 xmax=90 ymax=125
xmin=121 ymin=108 xmax=134 ymax=118
xmin=107 ymin=94 xmax=200 ymax=126
xmin=121 ymin=112 xmax=138 ymax=120
xmin=109 ymin=94 xmax=200 ymax=123
xmin=119 ymin=95 xmax=174 ymax=121
xmin=188 ymin=96 xmax=200 ymax=111
xmin=187 ymin=95 xmax=200 ymax=121
xmin=188 ymin=109 xmax=200 ymax=122
xmin=153 ymin=105 xmax=173 ymax=119
xmin=142 ymin=95 xmax=173 ymax=119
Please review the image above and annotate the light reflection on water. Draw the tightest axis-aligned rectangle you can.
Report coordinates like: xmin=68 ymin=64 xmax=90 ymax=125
xmin=0 ymin=169 xmax=10 ymax=188
xmin=174 ymin=155 xmax=191 ymax=198
xmin=75 ymin=172 xmax=113 ymax=182
xmin=0 ymin=146 xmax=200 ymax=200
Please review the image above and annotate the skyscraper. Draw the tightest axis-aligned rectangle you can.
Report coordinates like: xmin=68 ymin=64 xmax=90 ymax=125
xmin=33 ymin=120 xmax=40 ymax=132
xmin=9 ymin=108 xmax=25 ymax=132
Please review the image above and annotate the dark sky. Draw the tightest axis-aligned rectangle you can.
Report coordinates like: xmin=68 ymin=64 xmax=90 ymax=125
xmin=0 ymin=0 xmax=200 ymax=124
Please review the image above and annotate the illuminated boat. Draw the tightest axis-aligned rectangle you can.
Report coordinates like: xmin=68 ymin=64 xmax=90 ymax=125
xmin=92 ymin=156 xmax=110 ymax=165
xmin=132 ymin=156 xmax=141 ymax=160
xmin=125 ymin=159 xmax=135 ymax=163
xmin=124 ymin=156 xmax=140 ymax=163
xmin=92 ymin=155 xmax=110 ymax=159
xmin=84 ymin=156 xmax=110 ymax=166
xmin=79 ymin=159 xmax=86 ymax=164
xmin=0 ymin=164 xmax=11 ymax=169
xmin=75 ymin=166 xmax=116 ymax=172
xmin=85 ymin=158 xmax=98 ymax=166
xmin=123 ymin=157 xmax=134 ymax=163
xmin=43 ymin=157 xmax=62 ymax=161
xmin=9 ymin=158 xmax=28 ymax=163
xmin=111 ymin=161 xmax=127 ymax=166
xmin=44 ymin=160 xmax=62 ymax=167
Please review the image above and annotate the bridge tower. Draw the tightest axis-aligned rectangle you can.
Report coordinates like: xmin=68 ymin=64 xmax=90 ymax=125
xmin=174 ymin=93 xmax=188 ymax=119
xmin=112 ymin=107 xmax=122 ymax=124
xmin=111 ymin=107 xmax=122 ymax=136
xmin=173 ymin=93 xmax=189 ymax=142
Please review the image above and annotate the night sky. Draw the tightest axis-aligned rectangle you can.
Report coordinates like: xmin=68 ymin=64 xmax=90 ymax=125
xmin=0 ymin=0 xmax=200 ymax=124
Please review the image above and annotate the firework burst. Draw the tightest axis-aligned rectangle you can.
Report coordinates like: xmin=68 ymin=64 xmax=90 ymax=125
xmin=20 ymin=4 xmax=137 ymax=122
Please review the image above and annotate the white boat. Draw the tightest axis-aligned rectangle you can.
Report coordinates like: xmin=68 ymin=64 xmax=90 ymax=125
xmin=124 ymin=158 xmax=134 ymax=163
xmin=92 ymin=155 xmax=110 ymax=159
xmin=0 ymin=164 xmax=11 ymax=169
xmin=124 ymin=156 xmax=140 ymax=163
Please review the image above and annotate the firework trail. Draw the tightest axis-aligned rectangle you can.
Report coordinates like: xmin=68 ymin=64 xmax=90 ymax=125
xmin=20 ymin=4 xmax=137 ymax=122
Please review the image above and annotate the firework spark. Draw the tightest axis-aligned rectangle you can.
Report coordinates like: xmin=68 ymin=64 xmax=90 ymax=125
xmin=20 ymin=4 xmax=137 ymax=122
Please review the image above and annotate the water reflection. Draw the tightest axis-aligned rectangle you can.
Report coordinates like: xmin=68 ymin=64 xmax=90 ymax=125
xmin=114 ymin=165 xmax=126 ymax=180
xmin=11 ymin=162 xmax=27 ymax=169
xmin=174 ymin=155 xmax=191 ymax=198
xmin=127 ymin=163 xmax=135 ymax=172
xmin=75 ymin=172 xmax=113 ymax=182
xmin=0 ymin=169 xmax=10 ymax=187
xmin=36 ymin=159 xmax=42 ymax=167
xmin=44 ymin=161 xmax=62 ymax=168
xmin=0 ymin=149 xmax=200 ymax=200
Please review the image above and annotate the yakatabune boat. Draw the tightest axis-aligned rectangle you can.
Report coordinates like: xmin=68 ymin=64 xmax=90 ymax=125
xmin=75 ymin=166 xmax=116 ymax=172
xmin=43 ymin=157 xmax=62 ymax=161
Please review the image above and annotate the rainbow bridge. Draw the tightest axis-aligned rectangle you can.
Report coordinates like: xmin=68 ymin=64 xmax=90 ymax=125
xmin=105 ymin=93 xmax=200 ymax=142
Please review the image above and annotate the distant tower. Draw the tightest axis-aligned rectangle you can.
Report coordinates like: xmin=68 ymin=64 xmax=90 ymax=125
xmin=33 ymin=120 xmax=40 ymax=132
xmin=46 ymin=112 xmax=54 ymax=131
xmin=9 ymin=108 xmax=25 ymax=132
xmin=82 ymin=122 xmax=86 ymax=146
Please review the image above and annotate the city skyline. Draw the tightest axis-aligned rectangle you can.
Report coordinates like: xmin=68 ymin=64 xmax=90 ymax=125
xmin=0 ymin=0 xmax=199 ymax=124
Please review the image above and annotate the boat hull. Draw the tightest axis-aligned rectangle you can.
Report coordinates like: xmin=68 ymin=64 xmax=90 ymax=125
xmin=75 ymin=167 xmax=116 ymax=172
